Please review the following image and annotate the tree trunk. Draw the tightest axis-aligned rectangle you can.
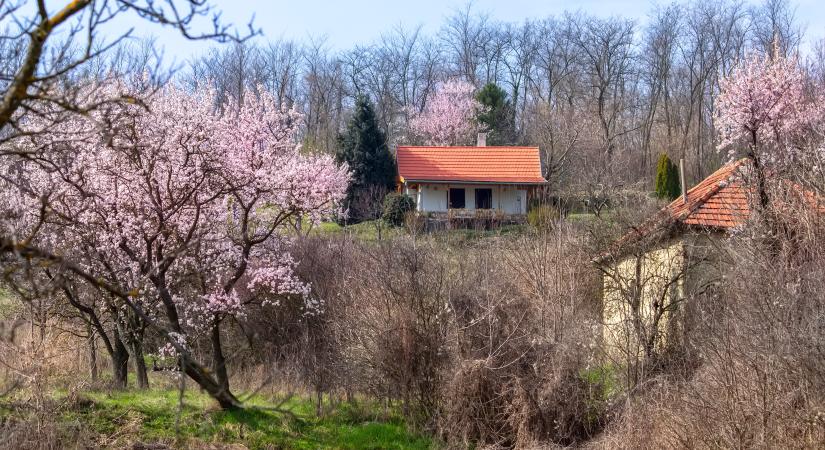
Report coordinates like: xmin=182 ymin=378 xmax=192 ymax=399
xmin=131 ymin=339 xmax=149 ymax=389
xmin=114 ymin=311 xmax=149 ymax=389
xmin=210 ymin=316 xmax=230 ymax=394
xmin=180 ymin=355 xmax=242 ymax=409
xmin=111 ymin=327 xmax=129 ymax=389
xmin=88 ymin=323 xmax=98 ymax=382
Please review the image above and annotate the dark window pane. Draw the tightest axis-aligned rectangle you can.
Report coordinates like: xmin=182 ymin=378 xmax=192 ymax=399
xmin=449 ymin=188 xmax=465 ymax=209
xmin=475 ymin=188 xmax=492 ymax=209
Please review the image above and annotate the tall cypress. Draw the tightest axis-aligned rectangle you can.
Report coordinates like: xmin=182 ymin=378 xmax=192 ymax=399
xmin=655 ymin=153 xmax=681 ymax=200
xmin=336 ymin=95 xmax=396 ymax=221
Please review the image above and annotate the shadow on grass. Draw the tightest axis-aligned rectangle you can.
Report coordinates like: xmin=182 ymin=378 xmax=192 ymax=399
xmin=51 ymin=388 xmax=436 ymax=449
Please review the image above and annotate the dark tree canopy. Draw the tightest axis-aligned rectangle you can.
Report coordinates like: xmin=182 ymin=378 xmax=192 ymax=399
xmin=655 ymin=153 xmax=681 ymax=200
xmin=475 ymin=82 xmax=515 ymax=145
xmin=336 ymin=95 xmax=397 ymax=221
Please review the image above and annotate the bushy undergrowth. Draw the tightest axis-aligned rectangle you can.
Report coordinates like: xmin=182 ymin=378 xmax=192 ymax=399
xmin=4 ymin=190 xmax=825 ymax=449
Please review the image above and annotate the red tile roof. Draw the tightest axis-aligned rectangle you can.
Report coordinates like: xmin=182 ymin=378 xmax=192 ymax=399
xmin=396 ymin=146 xmax=547 ymax=184
xmin=598 ymin=159 xmax=750 ymax=261
xmin=600 ymin=158 xmax=825 ymax=262
xmin=663 ymin=158 xmax=750 ymax=229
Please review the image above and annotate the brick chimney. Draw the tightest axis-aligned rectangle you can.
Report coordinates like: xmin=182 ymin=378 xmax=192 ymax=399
xmin=477 ymin=132 xmax=487 ymax=147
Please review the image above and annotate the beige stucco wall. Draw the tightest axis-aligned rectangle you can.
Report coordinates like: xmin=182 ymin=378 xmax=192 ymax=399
xmin=601 ymin=238 xmax=686 ymax=358
xmin=600 ymin=232 xmax=725 ymax=360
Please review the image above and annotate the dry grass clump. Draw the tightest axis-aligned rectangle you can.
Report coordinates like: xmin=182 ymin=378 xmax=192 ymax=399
xmin=439 ymin=226 xmax=605 ymax=449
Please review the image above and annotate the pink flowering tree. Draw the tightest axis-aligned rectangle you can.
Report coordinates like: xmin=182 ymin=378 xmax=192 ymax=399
xmin=408 ymin=79 xmax=485 ymax=145
xmin=715 ymin=52 xmax=816 ymax=206
xmin=716 ymin=52 xmax=811 ymax=160
xmin=10 ymin=80 xmax=349 ymax=408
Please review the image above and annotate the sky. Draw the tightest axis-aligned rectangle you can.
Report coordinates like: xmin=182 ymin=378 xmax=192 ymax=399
xmin=102 ymin=0 xmax=825 ymax=63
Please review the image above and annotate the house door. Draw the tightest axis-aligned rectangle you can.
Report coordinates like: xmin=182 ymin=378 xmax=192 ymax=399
xmin=475 ymin=188 xmax=492 ymax=209
xmin=516 ymin=190 xmax=526 ymax=214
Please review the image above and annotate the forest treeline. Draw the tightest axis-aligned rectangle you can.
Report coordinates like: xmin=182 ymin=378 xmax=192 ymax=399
xmin=172 ymin=0 xmax=823 ymax=191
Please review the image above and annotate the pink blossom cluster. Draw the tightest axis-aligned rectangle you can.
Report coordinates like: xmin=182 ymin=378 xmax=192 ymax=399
xmin=157 ymin=331 xmax=188 ymax=358
xmin=408 ymin=79 xmax=484 ymax=146
xmin=715 ymin=52 xmax=822 ymax=167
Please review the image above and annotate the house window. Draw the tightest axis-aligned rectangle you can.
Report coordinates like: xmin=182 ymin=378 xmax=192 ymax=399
xmin=449 ymin=188 xmax=466 ymax=209
xmin=475 ymin=188 xmax=493 ymax=209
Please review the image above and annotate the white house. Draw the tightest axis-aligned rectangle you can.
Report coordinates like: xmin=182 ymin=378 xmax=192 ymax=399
xmin=396 ymin=143 xmax=547 ymax=217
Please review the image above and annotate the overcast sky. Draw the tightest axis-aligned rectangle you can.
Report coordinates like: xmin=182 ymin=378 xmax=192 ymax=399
xmin=104 ymin=0 xmax=825 ymax=63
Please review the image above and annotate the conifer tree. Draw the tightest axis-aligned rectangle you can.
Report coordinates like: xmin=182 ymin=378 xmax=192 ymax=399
xmin=475 ymin=82 xmax=515 ymax=145
xmin=336 ymin=95 xmax=397 ymax=221
xmin=655 ymin=153 xmax=681 ymax=200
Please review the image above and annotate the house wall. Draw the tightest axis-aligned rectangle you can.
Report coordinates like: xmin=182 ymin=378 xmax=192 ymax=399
xmin=412 ymin=183 xmax=527 ymax=214
xmin=601 ymin=238 xmax=686 ymax=357
xmin=600 ymin=232 xmax=725 ymax=358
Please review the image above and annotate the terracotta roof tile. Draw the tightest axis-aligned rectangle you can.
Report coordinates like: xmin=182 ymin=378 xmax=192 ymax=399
xmin=660 ymin=158 xmax=751 ymax=229
xmin=598 ymin=159 xmax=750 ymax=261
xmin=396 ymin=146 xmax=547 ymax=184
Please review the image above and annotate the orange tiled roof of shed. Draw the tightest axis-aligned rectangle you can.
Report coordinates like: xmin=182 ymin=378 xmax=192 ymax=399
xmin=664 ymin=158 xmax=750 ymax=229
xmin=599 ymin=159 xmax=750 ymax=262
xmin=396 ymin=146 xmax=547 ymax=184
xmin=600 ymin=158 xmax=825 ymax=262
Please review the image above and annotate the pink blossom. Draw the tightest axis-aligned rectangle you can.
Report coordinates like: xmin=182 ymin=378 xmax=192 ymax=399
xmin=10 ymin=77 xmax=349 ymax=340
xmin=715 ymin=52 xmax=814 ymax=166
xmin=408 ymin=79 xmax=484 ymax=146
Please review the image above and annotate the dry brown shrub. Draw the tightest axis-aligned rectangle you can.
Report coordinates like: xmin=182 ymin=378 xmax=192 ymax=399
xmin=439 ymin=225 xmax=604 ymax=449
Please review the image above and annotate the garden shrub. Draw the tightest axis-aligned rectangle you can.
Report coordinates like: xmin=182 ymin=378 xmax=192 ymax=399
xmin=382 ymin=193 xmax=415 ymax=226
xmin=654 ymin=153 xmax=680 ymax=200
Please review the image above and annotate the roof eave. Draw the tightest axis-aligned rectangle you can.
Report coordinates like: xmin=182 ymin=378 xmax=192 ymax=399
xmin=400 ymin=178 xmax=548 ymax=185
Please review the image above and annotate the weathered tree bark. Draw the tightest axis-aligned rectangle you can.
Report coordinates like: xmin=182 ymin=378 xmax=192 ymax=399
xmin=130 ymin=339 xmax=149 ymax=389
xmin=180 ymin=355 xmax=242 ymax=409
xmin=211 ymin=316 xmax=230 ymax=394
xmin=111 ymin=327 xmax=130 ymax=389
xmin=87 ymin=323 xmax=98 ymax=382
xmin=116 ymin=311 xmax=149 ymax=389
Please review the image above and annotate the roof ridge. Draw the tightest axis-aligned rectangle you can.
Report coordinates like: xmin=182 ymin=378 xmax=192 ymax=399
xmin=667 ymin=158 xmax=748 ymax=221
xmin=396 ymin=145 xmax=540 ymax=149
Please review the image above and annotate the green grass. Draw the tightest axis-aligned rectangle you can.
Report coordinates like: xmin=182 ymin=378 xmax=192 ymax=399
xmin=579 ymin=364 xmax=620 ymax=426
xmin=310 ymin=219 xmax=534 ymax=243
xmin=565 ymin=211 xmax=616 ymax=225
xmin=308 ymin=220 xmax=407 ymax=241
xmin=7 ymin=388 xmax=436 ymax=449
xmin=429 ymin=223 xmax=530 ymax=243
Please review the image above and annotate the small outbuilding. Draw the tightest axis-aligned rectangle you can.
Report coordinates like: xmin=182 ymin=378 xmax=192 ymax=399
xmin=395 ymin=144 xmax=547 ymax=219
xmin=597 ymin=158 xmax=752 ymax=359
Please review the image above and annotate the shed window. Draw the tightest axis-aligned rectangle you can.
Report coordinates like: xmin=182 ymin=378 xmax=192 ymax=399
xmin=475 ymin=188 xmax=493 ymax=209
xmin=449 ymin=188 xmax=466 ymax=209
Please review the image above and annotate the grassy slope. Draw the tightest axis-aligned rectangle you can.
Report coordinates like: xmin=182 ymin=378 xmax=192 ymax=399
xmin=45 ymin=388 xmax=436 ymax=449
xmin=310 ymin=219 xmax=531 ymax=243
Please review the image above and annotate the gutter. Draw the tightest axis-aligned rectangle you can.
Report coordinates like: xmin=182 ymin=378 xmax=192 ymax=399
xmin=401 ymin=179 xmax=549 ymax=186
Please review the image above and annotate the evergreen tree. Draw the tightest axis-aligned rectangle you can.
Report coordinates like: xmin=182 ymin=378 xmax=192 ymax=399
xmin=475 ymin=82 xmax=515 ymax=145
xmin=655 ymin=153 xmax=681 ymax=200
xmin=336 ymin=95 xmax=397 ymax=221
